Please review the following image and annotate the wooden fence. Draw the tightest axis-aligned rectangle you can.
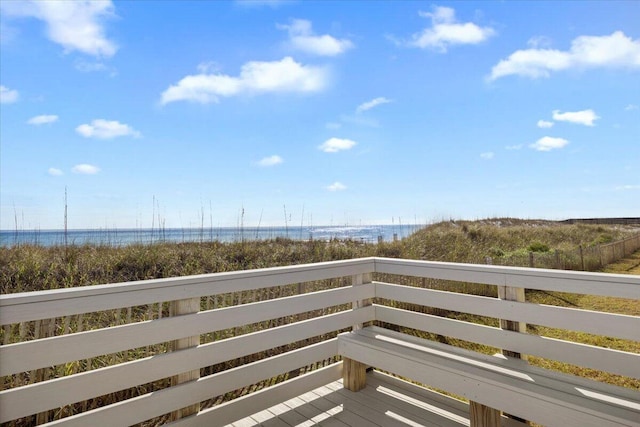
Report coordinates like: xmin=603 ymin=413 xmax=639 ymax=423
xmin=489 ymin=232 xmax=640 ymax=271
xmin=1 ymin=258 xmax=638 ymax=426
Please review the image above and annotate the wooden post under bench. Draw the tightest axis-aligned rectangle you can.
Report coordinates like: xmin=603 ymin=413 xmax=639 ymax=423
xmin=343 ymin=273 xmax=372 ymax=392
xmin=343 ymin=357 xmax=367 ymax=392
xmin=470 ymin=402 xmax=501 ymax=427
xmin=468 ymin=258 xmax=530 ymax=427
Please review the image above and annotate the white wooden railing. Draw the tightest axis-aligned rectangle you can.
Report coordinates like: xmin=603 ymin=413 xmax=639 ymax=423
xmin=1 ymin=257 xmax=639 ymax=426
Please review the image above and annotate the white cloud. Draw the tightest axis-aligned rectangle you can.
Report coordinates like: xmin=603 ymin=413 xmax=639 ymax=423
xmin=0 ymin=85 xmax=19 ymax=103
xmin=529 ymin=136 xmax=569 ymax=151
xmin=0 ymin=0 xmax=118 ymax=57
xmin=489 ymin=31 xmax=640 ymax=80
xmin=625 ymin=104 xmax=638 ymax=111
xmin=339 ymin=114 xmax=379 ymax=128
xmin=76 ymin=119 xmax=141 ymax=139
xmin=197 ymin=61 xmax=220 ymax=74
xmin=408 ymin=6 xmax=495 ymax=52
xmin=356 ymin=97 xmax=392 ymax=113
xmin=318 ymin=137 xmax=357 ymax=153
xmin=161 ymin=57 xmax=328 ymax=105
xmin=72 ymin=164 xmax=100 ymax=174
xmin=537 ymin=120 xmax=554 ymax=128
xmin=277 ymin=19 xmax=353 ymax=56
xmin=552 ymin=109 xmax=599 ymax=126
xmin=480 ymin=152 xmax=494 ymax=160
xmin=48 ymin=167 xmax=63 ymax=176
xmin=257 ymin=155 xmax=283 ymax=166
xmin=615 ymin=184 xmax=640 ymax=191
xmin=326 ymin=181 xmax=347 ymax=191
xmin=27 ymin=114 xmax=59 ymax=125
xmin=527 ymin=36 xmax=553 ymax=49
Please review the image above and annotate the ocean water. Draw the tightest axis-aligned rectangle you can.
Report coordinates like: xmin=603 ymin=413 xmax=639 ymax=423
xmin=0 ymin=224 xmax=421 ymax=247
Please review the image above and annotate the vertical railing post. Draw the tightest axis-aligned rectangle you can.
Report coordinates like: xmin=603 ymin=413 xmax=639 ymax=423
xmin=352 ymin=273 xmax=372 ymax=331
xmin=469 ymin=259 xmax=502 ymax=427
xmin=343 ymin=272 xmax=372 ymax=391
xmin=497 ymin=278 xmax=530 ymax=425
xmin=170 ymin=297 xmax=201 ymax=420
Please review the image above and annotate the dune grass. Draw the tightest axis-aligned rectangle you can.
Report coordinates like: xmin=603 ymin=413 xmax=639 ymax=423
xmin=2 ymin=218 xmax=637 ymax=294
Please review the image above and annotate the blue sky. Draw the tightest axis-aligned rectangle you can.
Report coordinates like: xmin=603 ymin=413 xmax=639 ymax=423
xmin=1 ymin=0 xmax=639 ymax=230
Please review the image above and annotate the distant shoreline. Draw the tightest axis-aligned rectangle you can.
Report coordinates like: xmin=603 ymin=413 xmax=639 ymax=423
xmin=0 ymin=224 xmax=421 ymax=247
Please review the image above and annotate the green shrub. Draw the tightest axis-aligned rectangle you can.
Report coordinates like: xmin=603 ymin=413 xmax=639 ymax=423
xmin=528 ymin=241 xmax=550 ymax=253
xmin=592 ymin=234 xmax=614 ymax=245
xmin=489 ymin=247 xmax=505 ymax=257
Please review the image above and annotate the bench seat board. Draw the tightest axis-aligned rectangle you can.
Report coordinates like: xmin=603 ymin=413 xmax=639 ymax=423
xmin=338 ymin=327 xmax=640 ymax=427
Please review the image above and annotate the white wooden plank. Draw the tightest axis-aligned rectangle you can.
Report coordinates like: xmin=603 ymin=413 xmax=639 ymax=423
xmin=3 ymin=257 xmax=638 ymax=325
xmin=280 ymin=395 xmax=350 ymax=427
xmin=42 ymin=340 xmax=338 ymax=427
xmin=0 ymin=285 xmax=374 ymax=376
xmin=240 ymin=406 xmax=283 ymax=427
xmin=375 ymin=305 xmax=640 ymax=379
xmin=375 ymin=282 xmax=640 ymax=341
xmin=366 ymin=371 xmax=471 ymax=422
xmin=324 ymin=374 xmax=468 ymax=427
xmin=357 ymin=385 xmax=468 ymax=427
xmin=359 ymin=326 xmax=640 ymax=405
xmin=167 ymin=363 xmax=343 ymax=427
xmin=230 ymin=417 xmax=258 ymax=427
xmin=298 ymin=388 xmax=379 ymax=427
xmin=373 ymin=257 xmax=640 ymax=299
xmin=339 ymin=332 xmax=639 ymax=427
xmin=0 ymin=258 xmax=376 ymax=324
xmin=267 ymin=398 xmax=312 ymax=427
xmin=0 ymin=309 xmax=372 ymax=423
xmin=322 ymin=380 xmax=442 ymax=427
xmin=263 ymin=402 xmax=308 ymax=427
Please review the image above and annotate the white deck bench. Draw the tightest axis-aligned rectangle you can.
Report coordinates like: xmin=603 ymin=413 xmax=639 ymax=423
xmin=338 ymin=326 xmax=640 ymax=427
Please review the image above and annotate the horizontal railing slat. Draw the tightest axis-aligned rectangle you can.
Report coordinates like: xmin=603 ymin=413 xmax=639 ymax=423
xmin=0 ymin=258 xmax=376 ymax=324
xmin=375 ymin=282 xmax=640 ymax=341
xmin=375 ymin=305 xmax=640 ymax=379
xmin=0 ymin=308 xmax=373 ymax=423
xmin=374 ymin=258 xmax=640 ymax=299
xmin=1 ymin=284 xmax=374 ymax=376
xmin=42 ymin=339 xmax=338 ymax=427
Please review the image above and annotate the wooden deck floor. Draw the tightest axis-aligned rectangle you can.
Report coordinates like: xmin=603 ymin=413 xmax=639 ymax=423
xmin=227 ymin=371 xmax=478 ymax=427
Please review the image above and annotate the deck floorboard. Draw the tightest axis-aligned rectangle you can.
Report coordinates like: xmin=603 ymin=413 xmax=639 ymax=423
xmin=226 ymin=371 xmax=472 ymax=427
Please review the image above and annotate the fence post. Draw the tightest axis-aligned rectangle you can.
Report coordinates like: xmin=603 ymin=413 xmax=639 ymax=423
xmin=344 ymin=273 xmax=372 ymax=392
xmin=579 ymin=245 xmax=585 ymax=271
xmin=528 ymin=252 xmax=534 ymax=268
xmin=598 ymin=245 xmax=603 ymax=268
xmin=170 ymin=297 xmax=201 ymax=420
